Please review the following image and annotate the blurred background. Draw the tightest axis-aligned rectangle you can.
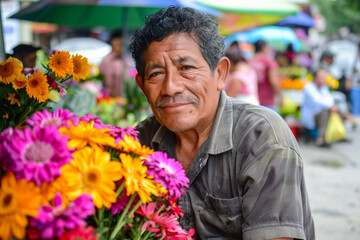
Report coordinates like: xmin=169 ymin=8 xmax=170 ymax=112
xmin=1 ymin=1 xmax=360 ymax=239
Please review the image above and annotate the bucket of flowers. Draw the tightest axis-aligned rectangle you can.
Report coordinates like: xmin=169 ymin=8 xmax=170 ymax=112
xmin=0 ymin=50 xmax=90 ymax=131
xmin=0 ymin=109 xmax=193 ymax=240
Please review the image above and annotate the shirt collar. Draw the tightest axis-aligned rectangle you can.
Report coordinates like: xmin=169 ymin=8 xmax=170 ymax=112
xmin=152 ymin=91 xmax=233 ymax=156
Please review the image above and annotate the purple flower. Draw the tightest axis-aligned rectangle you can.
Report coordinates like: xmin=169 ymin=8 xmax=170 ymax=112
xmin=46 ymin=74 xmax=55 ymax=86
xmin=79 ymin=113 xmax=106 ymax=129
xmin=110 ymin=181 xmax=140 ymax=215
xmin=30 ymin=193 xmax=95 ymax=239
xmin=0 ymin=127 xmax=14 ymax=166
xmin=2 ymin=125 xmax=72 ymax=185
xmin=107 ymin=126 xmax=139 ymax=145
xmin=26 ymin=109 xmax=78 ymax=128
xmin=144 ymin=152 xmax=189 ymax=199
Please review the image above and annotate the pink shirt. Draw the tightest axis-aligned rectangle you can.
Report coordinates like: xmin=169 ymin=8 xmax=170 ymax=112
xmin=249 ymin=55 xmax=278 ymax=106
xmin=99 ymin=52 xmax=124 ymax=97
xmin=230 ymin=68 xmax=258 ymax=99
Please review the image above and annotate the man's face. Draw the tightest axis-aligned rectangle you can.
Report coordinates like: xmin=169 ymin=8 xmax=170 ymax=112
xmin=136 ymin=33 xmax=227 ymax=133
xmin=22 ymin=52 xmax=37 ymax=68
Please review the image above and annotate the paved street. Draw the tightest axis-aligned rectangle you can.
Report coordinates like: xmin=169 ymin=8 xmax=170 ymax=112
xmin=298 ymin=118 xmax=360 ymax=240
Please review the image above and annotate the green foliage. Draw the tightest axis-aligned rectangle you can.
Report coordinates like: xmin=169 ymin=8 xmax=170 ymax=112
xmin=49 ymin=86 xmax=97 ymax=117
xmin=311 ymin=0 xmax=360 ymax=34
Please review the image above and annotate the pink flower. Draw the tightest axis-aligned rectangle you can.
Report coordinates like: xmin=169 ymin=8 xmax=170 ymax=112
xmin=30 ymin=194 xmax=95 ymax=239
xmin=144 ymin=152 xmax=189 ymax=199
xmin=107 ymin=126 xmax=139 ymax=144
xmin=136 ymin=203 xmax=193 ymax=239
xmin=26 ymin=109 xmax=78 ymax=128
xmin=110 ymin=186 xmax=140 ymax=215
xmin=79 ymin=114 xmax=106 ymax=129
xmin=58 ymin=86 xmax=67 ymax=97
xmin=2 ymin=126 xmax=72 ymax=185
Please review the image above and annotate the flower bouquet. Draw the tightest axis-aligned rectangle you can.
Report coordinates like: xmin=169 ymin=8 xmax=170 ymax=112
xmin=0 ymin=109 xmax=193 ymax=240
xmin=0 ymin=50 xmax=90 ymax=131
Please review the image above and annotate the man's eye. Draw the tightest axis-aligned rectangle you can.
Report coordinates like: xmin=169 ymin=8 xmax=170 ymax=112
xmin=182 ymin=65 xmax=194 ymax=70
xmin=149 ymin=72 xmax=162 ymax=78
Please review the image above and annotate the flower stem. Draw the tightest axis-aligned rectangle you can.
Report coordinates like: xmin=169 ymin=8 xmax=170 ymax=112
xmin=109 ymin=193 xmax=138 ymax=239
xmin=116 ymin=181 xmax=125 ymax=197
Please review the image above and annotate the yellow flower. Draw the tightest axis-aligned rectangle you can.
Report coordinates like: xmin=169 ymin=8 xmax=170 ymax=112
xmin=26 ymin=72 xmax=50 ymax=103
xmin=60 ymin=147 xmax=122 ymax=208
xmin=116 ymin=135 xmax=154 ymax=157
xmin=40 ymin=176 xmax=75 ymax=207
xmin=0 ymin=58 xmax=23 ymax=84
xmin=2 ymin=113 xmax=9 ymax=119
xmin=49 ymin=51 xmax=74 ymax=78
xmin=49 ymin=89 xmax=60 ymax=102
xmin=7 ymin=93 xmax=20 ymax=107
xmin=59 ymin=121 xmax=115 ymax=150
xmin=12 ymin=73 xmax=27 ymax=90
xmin=120 ymin=153 xmax=159 ymax=203
xmin=71 ymin=54 xmax=90 ymax=81
xmin=0 ymin=172 xmax=42 ymax=240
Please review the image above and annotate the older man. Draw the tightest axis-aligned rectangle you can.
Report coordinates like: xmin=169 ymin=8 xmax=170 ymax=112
xmin=131 ymin=6 xmax=315 ymax=240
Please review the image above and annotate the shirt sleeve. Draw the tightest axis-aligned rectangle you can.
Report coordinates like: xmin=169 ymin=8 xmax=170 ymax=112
xmin=241 ymin=146 xmax=308 ymax=240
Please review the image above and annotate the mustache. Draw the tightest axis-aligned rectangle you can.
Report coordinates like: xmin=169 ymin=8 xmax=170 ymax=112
xmin=156 ymin=94 xmax=199 ymax=108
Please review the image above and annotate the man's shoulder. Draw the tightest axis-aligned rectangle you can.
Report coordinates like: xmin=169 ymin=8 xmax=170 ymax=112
xmin=135 ymin=114 xmax=161 ymax=145
xmin=231 ymin=102 xmax=299 ymax=152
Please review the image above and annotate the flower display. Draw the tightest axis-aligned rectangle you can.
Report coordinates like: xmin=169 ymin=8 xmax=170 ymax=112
xmin=0 ymin=108 xmax=193 ymax=240
xmin=0 ymin=51 xmax=90 ymax=131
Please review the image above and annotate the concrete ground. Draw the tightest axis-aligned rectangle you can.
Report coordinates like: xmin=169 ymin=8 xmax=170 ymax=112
xmin=297 ymin=119 xmax=360 ymax=240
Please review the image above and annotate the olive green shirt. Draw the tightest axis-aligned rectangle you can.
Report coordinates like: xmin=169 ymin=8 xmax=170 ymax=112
xmin=136 ymin=91 xmax=315 ymax=240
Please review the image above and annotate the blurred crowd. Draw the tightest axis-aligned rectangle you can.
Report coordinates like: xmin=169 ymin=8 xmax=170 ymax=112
xmin=224 ymin=39 xmax=360 ymax=147
xmin=9 ymin=30 xmax=360 ymax=148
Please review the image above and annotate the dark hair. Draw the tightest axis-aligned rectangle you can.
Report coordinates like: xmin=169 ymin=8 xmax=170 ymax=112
xmin=12 ymin=44 xmax=41 ymax=57
xmin=286 ymin=43 xmax=294 ymax=52
xmin=110 ymin=29 xmax=122 ymax=41
xmin=254 ymin=39 xmax=266 ymax=53
xmin=130 ymin=6 xmax=225 ymax=79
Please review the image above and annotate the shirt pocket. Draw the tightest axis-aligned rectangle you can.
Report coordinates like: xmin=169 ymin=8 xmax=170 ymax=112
xmin=198 ymin=193 xmax=243 ymax=238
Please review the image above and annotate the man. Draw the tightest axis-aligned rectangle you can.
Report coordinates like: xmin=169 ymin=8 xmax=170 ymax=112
xmin=12 ymin=44 xmax=41 ymax=69
xmin=131 ymin=6 xmax=315 ymax=240
xmin=301 ymin=68 xmax=337 ymax=147
xmin=248 ymin=40 xmax=283 ymax=111
xmin=100 ymin=30 xmax=129 ymax=97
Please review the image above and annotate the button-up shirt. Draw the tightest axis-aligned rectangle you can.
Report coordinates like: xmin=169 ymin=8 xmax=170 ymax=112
xmin=136 ymin=91 xmax=315 ymax=240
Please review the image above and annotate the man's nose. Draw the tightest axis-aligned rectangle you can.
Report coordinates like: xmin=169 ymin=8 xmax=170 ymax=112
xmin=160 ymin=68 xmax=185 ymax=96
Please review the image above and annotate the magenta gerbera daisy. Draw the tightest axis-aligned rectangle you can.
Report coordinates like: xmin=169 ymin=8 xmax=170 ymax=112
xmin=30 ymin=193 xmax=94 ymax=239
xmin=144 ymin=152 xmax=189 ymax=199
xmin=26 ymin=108 xmax=78 ymax=128
xmin=2 ymin=125 xmax=72 ymax=185
xmin=107 ymin=125 xmax=140 ymax=145
xmin=79 ymin=113 xmax=106 ymax=129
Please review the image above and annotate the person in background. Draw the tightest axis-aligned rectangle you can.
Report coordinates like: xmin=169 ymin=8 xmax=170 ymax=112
xmin=131 ymin=6 xmax=315 ymax=239
xmin=285 ymin=43 xmax=296 ymax=65
xmin=249 ymin=39 xmax=283 ymax=111
xmin=100 ymin=29 xmax=127 ymax=97
xmin=301 ymin=68 xmax=337 ymax=147
xmin=320 ymin=50 xmax=352 ymax=108
xmin=225 ymin=48 xmax=259 ymax=105
xmin=12 ymin=43 xmax=41 ymax=69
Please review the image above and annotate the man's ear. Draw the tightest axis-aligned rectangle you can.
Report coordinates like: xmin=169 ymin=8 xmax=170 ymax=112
xmin=135 ymin=74 xmax=145 ymax=93
xmin=215 ymin=57 xmax=230 ymax=91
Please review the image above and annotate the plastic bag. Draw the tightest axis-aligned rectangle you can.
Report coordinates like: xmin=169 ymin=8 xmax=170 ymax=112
xmin=325 ymin=112 xmax=346 ymax=143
